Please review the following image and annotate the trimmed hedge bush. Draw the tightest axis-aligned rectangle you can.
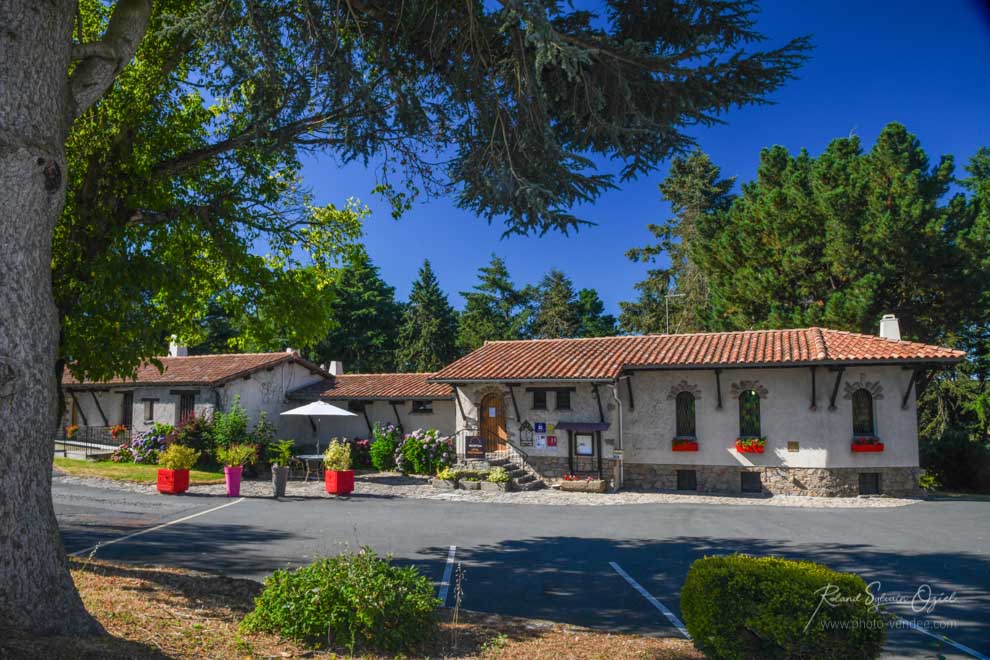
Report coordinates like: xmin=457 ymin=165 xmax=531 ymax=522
xmin=680 ymin=554 xmax=886 ymax=660
xmin=240 ymin=548 xmax=439 ymax=653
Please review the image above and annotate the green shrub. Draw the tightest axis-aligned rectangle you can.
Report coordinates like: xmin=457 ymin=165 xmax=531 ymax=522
xmin=158 ymin=444 xmax=200 ymax=470
xmin=370 ymin=422 xmax=399 ymax=471
xmin=174 ymin=413 xmax=214 ymax=462
xmin=323 ymin=439 xmax=352 ymax=471
xmin=680 ymin=554 xmax=886 ymax=660
xmin=269 ymin=439 xmax=295 ymax=468
xmin=216 ymin=443 xmax=257 ymax=468
xmin=394 ymin=428 xmax=456 ymax=475
xmin=920 ymin=428 xmax=990 ymax=492
xmin=209 ymin=396 xmax=250 ymax=452
xmin=487 ymin=466 xmax=510 ymax=483
xmin=240 ymin=548 xmax=440 ymax=653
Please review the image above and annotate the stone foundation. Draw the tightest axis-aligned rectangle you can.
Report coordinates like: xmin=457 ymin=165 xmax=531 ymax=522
xmin=522 ymin=455 xmax=618 ymax=484
xmin=621 ymin=463 xmax=921 ymax=497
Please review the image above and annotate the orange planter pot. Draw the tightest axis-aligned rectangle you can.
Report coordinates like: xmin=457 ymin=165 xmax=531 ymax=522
xmin=157 ymin=469 xmax=190 ymax=495
xmin=852 ymin=442 xmax=884 ymax=453
xmin=325 ymin=470 xmax=355 ymax=495
xmin=735 ymin=441 xmax=765 ymax=454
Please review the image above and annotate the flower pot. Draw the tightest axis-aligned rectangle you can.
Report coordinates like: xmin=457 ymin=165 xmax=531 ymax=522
xmin=224 ymin=466 xmax=243 ymax=497
xmin=672 ymin=440 xmax=699 ymax=452
xmin=157 ymin=468 xmax=190 ymax=495
xmin=852 ymin=442 xmax=884 ymax=453
xmin=559 ymin=479 xmax=607 ymax=493
xmin=271 ymin=466 xmax=290 ymax=497
xmin=460 ymin=480 xmax=481 ymax=490
xmin=431 ymin=477 xmax=457 ymax=490
xmin=735 ymin=441 xmax=765 ymax=454
xmin=479 ymin=481 xmax=509 ymax=492
xmin=325 ymin=469 xmax=355 ymax=495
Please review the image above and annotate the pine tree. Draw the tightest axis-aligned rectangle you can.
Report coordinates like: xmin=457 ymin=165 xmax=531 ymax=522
xmin=575 ymin=288 xmax=617 ymax=337
xmin=396 ymin=260 xmax=460 ymax=371
xmin=532 ymin=269 xmax=580 ymax=339
xmin=621 ymin=151 xmax=735 ymax=334
xmin=458 ymin=255 xmax=531 ymax=351
xmin=313 ymin=248 xmax=402 ymax=372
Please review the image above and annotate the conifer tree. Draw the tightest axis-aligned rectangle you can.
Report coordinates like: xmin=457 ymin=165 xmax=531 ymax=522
xmin=396 ymin=260 xmax=460 ymax=371
xmin=458 ymin=255 xmax=531 ymax=351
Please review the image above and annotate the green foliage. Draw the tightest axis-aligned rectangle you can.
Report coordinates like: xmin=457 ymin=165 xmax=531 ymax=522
xmin=216 ymin=443 xmax=258 ymax=468
xmin=269 ymin=440 xmax=295 ymax=468
xmin=394 ymin=429 xmax=456 ymax=475
xmin=680 ymin=555 xmax=886 ymax=660
xmin=532 ymin=269 xmax=580 ymax=339
xmin=174 ymin=413 xmax=214 ymax=460
xmin=370 ymin=423 xmax=400 ymax=472
xmin=250 ymin=411 xmax=278 ymax=466
xmin=396 ymin=260 xmax=460 ymax=371
xmin=487 ymin=467 xmax=510 ymax=484
xmin=158 ymin=444 xmax=201 ymax=471
xmin=575 ymin=288 xmax=617 ymax=337
xmin=919 ymin=428 xmax=990 ymax=492
xmin=918 ymin=469 xmax=942 ymax=492
xmin=323 ymin=439 xmax=352 ymax=471
xmin=209 ymin=396 xmax=250 ymax=451
xmin=311 ymin=247 xmax=402 ymax=373
xmin=240 ymin=548 xmax=439 ymax=653
xmin=436 ymin=466 xmax=458 ymax=481
xmin=458 ymin=255 xmax=532 ymax=352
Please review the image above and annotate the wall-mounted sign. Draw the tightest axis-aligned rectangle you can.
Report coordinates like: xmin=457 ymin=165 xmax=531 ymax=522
xmin=534 ymin=422 xmax=547 ymax=433
xmin=546 ymin=435 xmax=557 ymax=447
xmin=575 ymin=433 xmax=594 ymax=456
xmin=466 ymin=435 xmax=485 ymax=458
xmin=488 ymin=407 xmax=497 ymax=418
xmin=547 ymin=423 xmax=555 ymax=433
xmin=535 ymin=433 xmax=547 ymax=449
xmin=519 ymin=420 xmax=534 ymax=447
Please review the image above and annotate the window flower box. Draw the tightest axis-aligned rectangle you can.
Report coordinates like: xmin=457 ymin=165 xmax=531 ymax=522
xmin=736 ymin=438 xmax=766 ymax=454
xmin=672 ymin=438 xmax=699 ymax=452
xmin=851 ymin=437 xmax=884 ymax=453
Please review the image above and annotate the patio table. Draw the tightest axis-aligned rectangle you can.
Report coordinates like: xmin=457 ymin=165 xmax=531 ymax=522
xmin=296 ymin=454 xmax=325 ymax=482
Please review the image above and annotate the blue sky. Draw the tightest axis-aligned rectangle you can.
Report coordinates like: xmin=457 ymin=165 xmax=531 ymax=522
xmin=299 ymin=0 xmax=990 ymax=315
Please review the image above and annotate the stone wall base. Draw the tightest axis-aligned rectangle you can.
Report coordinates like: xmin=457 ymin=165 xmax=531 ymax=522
xmin=521 ymin=455 xmax=618 ymax=484
xmin=621 ymin=463 xmax=921 ymax=497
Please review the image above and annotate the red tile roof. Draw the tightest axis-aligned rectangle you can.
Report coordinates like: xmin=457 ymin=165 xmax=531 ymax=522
xmin=289 ymin=373 xmax=453 ymax=401
xmin=430 ymin=328 xmax=965 ymax=382
xmin=62 ymin=352 xmax=330 ymax=388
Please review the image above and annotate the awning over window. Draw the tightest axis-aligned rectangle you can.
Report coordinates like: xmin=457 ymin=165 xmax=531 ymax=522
xmin=555 ymin=421 xmax=610 ymax=432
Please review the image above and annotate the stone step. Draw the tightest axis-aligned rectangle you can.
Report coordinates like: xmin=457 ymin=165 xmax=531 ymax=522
xmin=514 ymin=473 xmax=536 ymax=485
xmin=507 ymin=468 xmax=527 ymax=479
xmin=517 ymin=479 xmax=546 ymax=491
xmin=487 ymin=457 xmax=510 ymax=467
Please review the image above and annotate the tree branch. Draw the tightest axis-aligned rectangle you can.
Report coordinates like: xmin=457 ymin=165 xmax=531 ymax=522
xmin=69 ymin=0 xmax=152 ymax=119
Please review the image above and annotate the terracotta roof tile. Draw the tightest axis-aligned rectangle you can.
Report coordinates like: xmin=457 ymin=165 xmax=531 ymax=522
xmin=289 ymin=373 xmax=453 ymax=401
xmin=430 ymin=328 xmax=965 ymax=382
xmin=62 ymin=352 xmax=329 ymax=388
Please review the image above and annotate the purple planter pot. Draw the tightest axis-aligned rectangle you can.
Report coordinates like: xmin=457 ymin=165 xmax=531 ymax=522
xmin=224 ymin=466 xmax=243 ymax=497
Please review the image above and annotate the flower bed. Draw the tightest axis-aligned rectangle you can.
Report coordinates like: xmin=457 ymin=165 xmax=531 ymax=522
xmin=559 ymin=476 xmax=607 ymax=493
xmin=851 ymin=437 xmax=884 ymax=453
xmin=735 ymin=438 xmax=766 ymax=454
xmin=672 ymin=438 xmax=699 ymax=452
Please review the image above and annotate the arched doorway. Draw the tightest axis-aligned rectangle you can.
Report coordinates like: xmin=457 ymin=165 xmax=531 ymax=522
xmin=479 ymin=392 xmax=507 ymax=453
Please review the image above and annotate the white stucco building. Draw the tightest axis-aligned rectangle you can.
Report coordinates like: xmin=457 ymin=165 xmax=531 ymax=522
xmin=429 ymin=318 xmax=964 ymax=496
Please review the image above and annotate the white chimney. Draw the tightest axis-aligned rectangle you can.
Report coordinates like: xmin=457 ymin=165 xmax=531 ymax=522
xmin=168 ymin=336 xmax=188 ymax=357
xmin=328 ymin=361 xmax=344 ymax=375
xmin=879 ymin=314 xmax=901 ymax=341
xmin=285 ymin=347 xmax=296 ymax=354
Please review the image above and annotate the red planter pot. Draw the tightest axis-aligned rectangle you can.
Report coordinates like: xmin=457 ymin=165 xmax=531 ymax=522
xmin=672 ymin=440 xmax=699 ymax=452
xmin=157 ymin=468 xmax=190 ymax=495
xmin=325 ymin=469 xmax=355 ymax=495
xmin=852 ymin=442 xmax=884 ymax=453
xmin=735 ymin=441 xmax=766 ymax=454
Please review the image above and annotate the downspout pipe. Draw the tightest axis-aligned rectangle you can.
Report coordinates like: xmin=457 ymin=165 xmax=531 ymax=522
xmin=609 ymin=377 xmax=627 ymax=488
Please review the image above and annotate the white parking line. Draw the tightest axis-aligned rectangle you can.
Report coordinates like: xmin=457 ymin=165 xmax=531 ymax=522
xmin=69 ymin=498 xmax=245 ymax=558
xmin=437 ymin=545 xmax=457 ymax=605
xmin=895 ymin=615 xmax=989 ymax=660
xmin=609 ymin=561 xmax=691 ymax=639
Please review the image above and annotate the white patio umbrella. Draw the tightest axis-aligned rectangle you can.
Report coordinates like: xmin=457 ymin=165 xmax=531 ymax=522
xmin=280 ymin=400 xmax=357 ymax=453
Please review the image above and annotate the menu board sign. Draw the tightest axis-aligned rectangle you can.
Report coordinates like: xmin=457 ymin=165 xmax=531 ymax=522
xmin=465 ymin=435 xmax=485 ymax=458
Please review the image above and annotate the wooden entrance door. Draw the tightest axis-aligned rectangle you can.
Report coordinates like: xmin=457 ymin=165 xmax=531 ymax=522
xmin=479 ymin=393 xmax=507 ymax=452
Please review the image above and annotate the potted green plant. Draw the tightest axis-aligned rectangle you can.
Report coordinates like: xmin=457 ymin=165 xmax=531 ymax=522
xmin=216 ymin=443 xmax=256 ymax=497
xmin=156 ymin=444 xmax=200 ymax=495
xmin=480 ymin=466 xmax=511 ymax=492
xmin=269 ymin=439 xmax=295 ymax=497
xmin=323 ymin=439 xmax=354 ymax=495
xmin=433 ymin=466 xmax=458 ymax=490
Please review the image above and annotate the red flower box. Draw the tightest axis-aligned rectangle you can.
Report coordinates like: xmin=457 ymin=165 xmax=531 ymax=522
xmin=325 ymin=469 xmax=355 ymax=495
xmin=735 ymin=439 xmax=766 ymax=454
xmin=851 ymin=440 xmax=884 ymax=452
xmin=672 ymin=439 xmax=699 ymax=452
xmin=157 ymin=468 xmax=190 ymax=495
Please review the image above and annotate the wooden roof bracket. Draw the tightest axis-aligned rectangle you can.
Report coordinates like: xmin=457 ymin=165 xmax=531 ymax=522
xmin=505 ymin=383 xmax=521 ymax=420
xmin=389 ymin=401 xmax=404 ymax=433
xmin=809 ymin=366 xmax=817 ymax=411
xmin=452 ymin=385 xmax=466 ymax=418
xmin=714 ymin=369 xmax=723 ymax=410
xmin=592 ymin=384 xmax=605 ymax=423
xmin=89 ymin=390 xmax=108 ymax=426
xmin=902 ymin=369 xmax=921 ymax=410
xmin=70 ymin=390 xmax=89 ymax=426
xmin=828 ymin=367 xmax=845 ymax=411
xmin=625 ymin=373 xmax=635 ymax=410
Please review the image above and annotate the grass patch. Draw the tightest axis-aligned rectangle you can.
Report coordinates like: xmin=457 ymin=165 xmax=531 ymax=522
xmin=0 ymin=559 xmax=702 ymax=659
xmin=53 ymin=458 xmax=224 ymax=485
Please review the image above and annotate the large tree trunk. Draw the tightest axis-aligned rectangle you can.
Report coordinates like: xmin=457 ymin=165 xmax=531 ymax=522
xmin=0 ymin=0 xmax=102 ymax=635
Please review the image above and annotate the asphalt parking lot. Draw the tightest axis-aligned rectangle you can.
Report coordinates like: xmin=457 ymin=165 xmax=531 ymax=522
xmin=54 ymin=476 xmax=990 ymax=659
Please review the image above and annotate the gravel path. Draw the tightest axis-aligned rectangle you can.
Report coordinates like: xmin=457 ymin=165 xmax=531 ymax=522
xmin=53 ymin=469 xmax=920 ymax=508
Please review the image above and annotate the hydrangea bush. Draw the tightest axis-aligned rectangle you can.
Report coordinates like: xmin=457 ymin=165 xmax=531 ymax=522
xmin=369 ymin=422 xmax=401 ymax=471
xmin=394 ymin=429 xmax=455 ymax=475
xmin=130 ymin=424 xmax=172 ymax=463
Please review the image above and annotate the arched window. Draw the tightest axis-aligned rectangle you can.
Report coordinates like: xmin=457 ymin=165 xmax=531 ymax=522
xmin=675 ymin=391 xmax=696 ymax=437
xmin=852 ymin=388 xmax=875 ymax=436
xmin=739 ymin=390 xmax=761 ymax=438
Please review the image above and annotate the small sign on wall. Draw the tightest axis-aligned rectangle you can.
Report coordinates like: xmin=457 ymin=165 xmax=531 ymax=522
xmin=534 ymin=422 xmax=547 ymax=433
xmin=547 ymin=435 xmax=557 ymax=447
xmin=535 ymin=433 xmax=547 ymax=449
xmin=466 ymin=435 xmax=485 ymax=458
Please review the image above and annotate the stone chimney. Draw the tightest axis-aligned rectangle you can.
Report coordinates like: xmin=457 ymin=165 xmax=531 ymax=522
xmin=168 ymin=336 xmax=188 ymax=357
xmin=879 ymin=314 xmax=901 ymax=341
xmin=327 ymin=360 xmax=344 ymax=375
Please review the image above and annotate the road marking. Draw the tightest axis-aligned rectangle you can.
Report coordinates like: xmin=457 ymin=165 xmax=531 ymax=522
xmin=609 ymin=561 xmax=691 ymax=640
xmin=69 ymin=498 xmax=245 ymax=558
xmin=895 ymin=615 xmax=989 ymax=660
xmin=437 ymin=545 xmax=457 ymax=606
